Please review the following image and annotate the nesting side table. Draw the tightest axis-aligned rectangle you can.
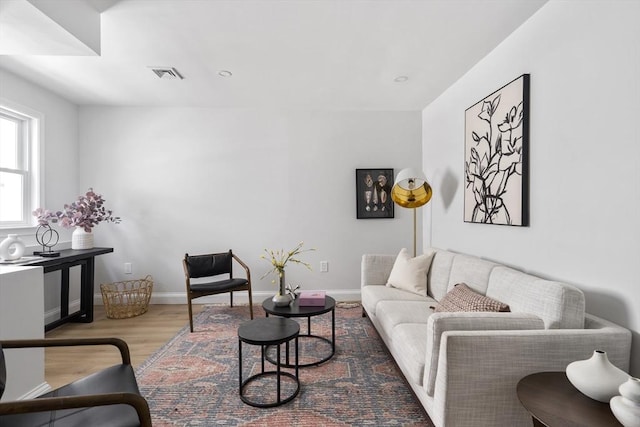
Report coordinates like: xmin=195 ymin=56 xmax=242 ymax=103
xmin=262 ymin=295 xmax=336 ymax=367
xmin=238 ymin=317 xmax=300 ymax=407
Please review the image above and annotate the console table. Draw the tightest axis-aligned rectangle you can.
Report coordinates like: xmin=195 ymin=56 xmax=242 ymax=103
xmin=19 ymin=248 xmax=114 ymax=331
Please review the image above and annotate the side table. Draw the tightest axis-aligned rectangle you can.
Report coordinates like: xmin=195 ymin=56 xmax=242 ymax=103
xmin=263 ymin=295 xmax=336 ymax=367
xmin=517 ymin=371 xmax=623 ymax=426
xmin=238 ymin=317 xmax=300 ymax=408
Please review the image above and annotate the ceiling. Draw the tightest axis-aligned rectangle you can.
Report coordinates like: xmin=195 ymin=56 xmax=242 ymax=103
xmin=0 ymin=0 xmax=547 ymax=110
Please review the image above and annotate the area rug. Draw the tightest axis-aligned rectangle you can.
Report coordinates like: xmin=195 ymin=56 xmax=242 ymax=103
xmin=136 ymin=303 xmax=433 ymax=426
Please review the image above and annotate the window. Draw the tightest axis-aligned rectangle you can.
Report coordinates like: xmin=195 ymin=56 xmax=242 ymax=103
xmin=0 ymin=101 xmax=42 ymax=229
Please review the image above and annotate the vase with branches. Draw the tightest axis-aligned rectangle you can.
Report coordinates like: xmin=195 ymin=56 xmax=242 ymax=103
xmin=33 ymin=188 xmax=120 ymax=249
xmin=260 ymin=241 xmax=314 ymax=306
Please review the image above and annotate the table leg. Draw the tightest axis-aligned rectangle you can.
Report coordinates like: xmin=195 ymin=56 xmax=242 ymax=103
xmin=295 ymin=336 xmax=299 ymax=380
xmin=277 ymin=343 xmax=281 ymax=404
xmin=80 ymin=257 xmax=95 ymax=323
xmin=285 ymin=340 xmax=290 ymax=366
xmin=332 ymin=308 xmax=336 ymax=354
xmin=238 ymin=340 xmax=242 ymax=396
xmin=60 ymin=267 xmax=70 ymax=318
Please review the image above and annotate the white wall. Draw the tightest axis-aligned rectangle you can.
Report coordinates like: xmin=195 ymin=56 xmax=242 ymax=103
xmin=0 ymin=69 xmax=82 ymax=315
xmin=78 ymin=107 xmax=422 ymax=302
xmin=0 ymin=70 xmax=79 ymax=220
xmin=422 ymin=0 xmax=640 ymax=376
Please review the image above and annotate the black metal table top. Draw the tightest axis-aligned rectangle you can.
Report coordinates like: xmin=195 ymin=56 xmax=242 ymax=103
xmin=238 ymin=317 xmax=299 ymax=346
xmin=262 ymin=295 xmax=336 ymax=317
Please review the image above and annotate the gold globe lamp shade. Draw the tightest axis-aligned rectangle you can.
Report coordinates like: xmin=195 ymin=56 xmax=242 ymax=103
xmin=391 ymin=168 xmax=433 ymax=256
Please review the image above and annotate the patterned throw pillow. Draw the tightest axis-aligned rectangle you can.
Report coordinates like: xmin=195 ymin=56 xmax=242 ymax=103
xmin=434 ymin=283 xmax=510 ymax=312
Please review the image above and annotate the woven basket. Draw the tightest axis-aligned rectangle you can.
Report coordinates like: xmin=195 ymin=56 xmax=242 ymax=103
xmin=100 ymin=275 xmax=153 ymax=319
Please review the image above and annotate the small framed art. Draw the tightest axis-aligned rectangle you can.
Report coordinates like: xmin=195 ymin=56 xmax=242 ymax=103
xmin=355 ymin=168 xmax=394 ymax=219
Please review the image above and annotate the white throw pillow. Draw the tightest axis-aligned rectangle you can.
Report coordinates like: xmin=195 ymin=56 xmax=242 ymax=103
xmin=386 ymin=248 xmax=435 ymax=296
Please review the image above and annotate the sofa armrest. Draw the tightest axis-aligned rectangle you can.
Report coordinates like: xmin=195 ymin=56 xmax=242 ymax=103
xmin=424 ymin=312 xmax=545 ymax=396
xmin=361 ymin=254 xmax=395 ymax=287
xmin=432 ymin=317 xmax=632 ymax=427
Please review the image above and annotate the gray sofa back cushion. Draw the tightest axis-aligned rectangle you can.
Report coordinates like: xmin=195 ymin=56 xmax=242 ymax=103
xmin=426 ymin=248 xmax=586 ymax=330
xmin=427 ymin=249 xmax=455 ymax=300
xmin=486 ymin=266 xmax=585 ymax=329
xmin=448 ymin=254 xmax=497 ymax=295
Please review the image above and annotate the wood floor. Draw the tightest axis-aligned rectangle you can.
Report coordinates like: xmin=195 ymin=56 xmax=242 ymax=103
xmin=44 ymin=304 xmax=203 ymax=390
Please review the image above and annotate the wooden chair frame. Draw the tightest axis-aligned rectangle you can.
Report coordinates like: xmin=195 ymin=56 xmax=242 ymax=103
xmin=0 ymin=337 xmax=151 ymax=427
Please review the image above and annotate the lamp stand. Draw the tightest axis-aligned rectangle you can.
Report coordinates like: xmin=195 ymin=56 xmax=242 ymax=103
xmin=412 ymin=208 xmax=417 ymax=257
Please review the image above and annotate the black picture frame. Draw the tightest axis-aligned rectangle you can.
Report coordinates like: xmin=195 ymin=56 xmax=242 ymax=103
xmin=356 ymin=168 xmax=394 ymax=219
xmin=464 ymin=74 xmax=530 ymax=226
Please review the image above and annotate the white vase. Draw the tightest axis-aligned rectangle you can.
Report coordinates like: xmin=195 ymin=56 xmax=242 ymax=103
xmin=566 ymin=350 xmax=629 ymax=402
xmin=71 ymin=227 xmax=94 ymax=250
xmin=0 ymin=234 xmax=26 ymax=261
xmin=611 ymin=377 xmax=640 ymax=427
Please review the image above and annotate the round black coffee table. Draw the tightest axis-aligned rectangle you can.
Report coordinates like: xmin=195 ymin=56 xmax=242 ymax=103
xmin=262 ymin=295 xmax=336 ymax=367
xmin=238 ymin=317 xmax=300 ymax=407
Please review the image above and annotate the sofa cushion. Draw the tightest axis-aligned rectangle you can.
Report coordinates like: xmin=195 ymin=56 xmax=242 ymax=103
xmin=435 ymin=283 xmax=510 ymax=313
xmin=386 ymin=248 xmax=435 ymax=296
xmin=375 ymin=300 xmax=436 ymax=340
xmin=447 ymin=253 xmax=497 ymax=295
xmin=361 ymin=285 xmax=428 ymax=316
xmin=486 ymin=266 xmax=585 ymax=329
xmin=426 ymin=248 xmax=456 ymax=301
xmin=389 ymin=323 xmax=429 ymax=386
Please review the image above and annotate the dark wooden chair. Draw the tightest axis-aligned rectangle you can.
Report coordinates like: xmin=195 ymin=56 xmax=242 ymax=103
xmin=0 ymin=337 xmax=151 ymax=427
xmin=183 ymin=250 xmax=253 ymax=332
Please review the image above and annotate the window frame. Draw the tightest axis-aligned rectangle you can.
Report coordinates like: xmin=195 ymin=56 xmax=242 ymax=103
xmin=0 ymin=98 xmax=43 ymax=230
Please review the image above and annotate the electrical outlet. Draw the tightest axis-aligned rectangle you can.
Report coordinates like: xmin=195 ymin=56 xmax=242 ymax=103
xmin=124 ymin=262 xmax=132 ymax=274
xmin=320 ymin=261 xmax=329 ymax=272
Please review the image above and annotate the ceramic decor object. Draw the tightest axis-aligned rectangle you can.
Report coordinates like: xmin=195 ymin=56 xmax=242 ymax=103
xmin=566 ymin=350 xmax=629 ymax=403
xmin=0 ymin=234 xmax=25 ymax=261
xmin=610 ymin=377 xmax=640 ymax=427
xmin=71 ymin=227 xmax=94 ymax=250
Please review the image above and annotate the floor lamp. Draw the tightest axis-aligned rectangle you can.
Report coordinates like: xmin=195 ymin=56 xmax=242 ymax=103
xmin=391 ymin=168 xmax=433 ymax=257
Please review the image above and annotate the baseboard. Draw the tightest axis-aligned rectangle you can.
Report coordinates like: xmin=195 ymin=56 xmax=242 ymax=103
xmin=45 ymin=300 xmax=81 ymax=326
xmin=92 ymin=289 xmax=362 ymax=305
xmin=18 ymin=382 xmax=51 ymax=399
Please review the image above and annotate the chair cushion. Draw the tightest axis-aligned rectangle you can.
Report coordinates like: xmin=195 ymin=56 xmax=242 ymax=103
xmin=190 ymin=278 xmax=248 ymax=293
xmin=186 ymin=252 xmax=232 ymax=278
xmin=0 ymin=364 xmax=142 ymax=427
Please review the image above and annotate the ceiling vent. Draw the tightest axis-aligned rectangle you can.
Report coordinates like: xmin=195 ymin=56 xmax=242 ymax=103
xmin=149 ymin=67 xmax=184 ymax=80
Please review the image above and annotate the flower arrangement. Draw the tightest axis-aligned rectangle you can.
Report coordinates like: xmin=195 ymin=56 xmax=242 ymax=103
xmin=260 ymin=241 xmax=314 ymax=282
xmin=33 ymin=188 xmax=121 ymax=232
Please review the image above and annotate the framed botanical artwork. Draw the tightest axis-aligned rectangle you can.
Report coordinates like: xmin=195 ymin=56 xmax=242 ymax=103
xmin=356 ymin=169 xmax=394 ymax=219
xmin=464 ymin=74 xmax=530 ymax=226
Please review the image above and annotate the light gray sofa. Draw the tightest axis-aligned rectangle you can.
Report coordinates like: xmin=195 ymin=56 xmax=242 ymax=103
xmin=361 ymin=248 xmax=632 ymax=427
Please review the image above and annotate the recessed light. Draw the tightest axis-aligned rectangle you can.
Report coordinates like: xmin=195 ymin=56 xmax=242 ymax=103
xmin=394 ymin=76 xmax=409 ymax=83
xmin=218 ymin=70 xmax=233 ymax=77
